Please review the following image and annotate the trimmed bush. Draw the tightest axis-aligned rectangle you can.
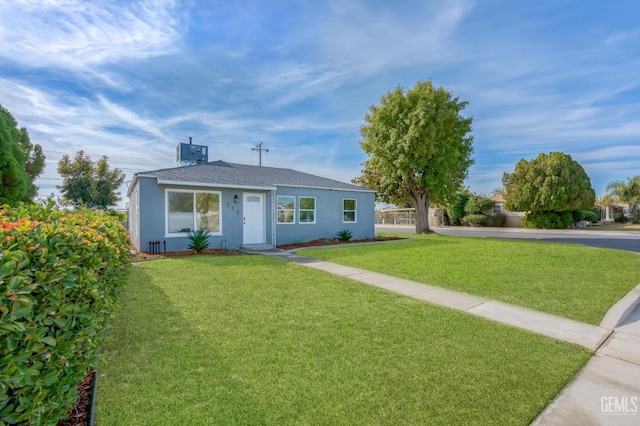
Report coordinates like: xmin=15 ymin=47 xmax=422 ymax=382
xmin=573 ymin=210 xmax=598 ymax=223
xmin=0 ymin=204 xmax=130 ymax=425
xmin=486 ymin=213 xmax=507 ymax=227
xmin=461 ymin=214 xmax=488 ymax=226
xmin=522 ymin=211 xmax=574 ymax=229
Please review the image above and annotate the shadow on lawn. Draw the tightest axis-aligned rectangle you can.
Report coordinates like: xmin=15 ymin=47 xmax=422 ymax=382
xmin=96 ymin=266 xmax=269 ymax=424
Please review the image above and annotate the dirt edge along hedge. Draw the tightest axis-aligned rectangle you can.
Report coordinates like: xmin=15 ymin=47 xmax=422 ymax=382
xmin=0 ymin=204 xmax=131 ymax=425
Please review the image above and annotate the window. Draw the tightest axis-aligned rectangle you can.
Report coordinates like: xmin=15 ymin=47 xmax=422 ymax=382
xmin=277 ymin=196 xmax=295 ymax=223
xmin=343 ymin=199 xmax=357 ymax=223
xmin=167 ymin=190 xmax=220 ymax=234
xmin=299 ymin=197 xmax=316 ymax=223
xmin=493 ymin=204 xmax=502 ymax=215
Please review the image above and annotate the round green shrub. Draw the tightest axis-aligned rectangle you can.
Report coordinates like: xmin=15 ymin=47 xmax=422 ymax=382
xmin=461 ymin=214 xmax=488 ymax=226
xmin=522 ymin=211 xmax=574 ymax=229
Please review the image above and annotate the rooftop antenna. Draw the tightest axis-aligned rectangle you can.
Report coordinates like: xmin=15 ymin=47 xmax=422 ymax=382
xmin=252 ymin=142 xmax=269 ymax=167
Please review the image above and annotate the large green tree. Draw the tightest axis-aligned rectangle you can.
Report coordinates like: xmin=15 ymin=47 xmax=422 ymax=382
xmin=502 ymin=152 xmax=595 ymax=213
xmin=605 ymin=176 xmax=640 ymax=222
xmin=0 ymin=104 xmax=46 ymax=205
xmin=354 ymin=80 xmax=474 ymax=233
xmin=57 ymin=151 xmax=125 ymax=209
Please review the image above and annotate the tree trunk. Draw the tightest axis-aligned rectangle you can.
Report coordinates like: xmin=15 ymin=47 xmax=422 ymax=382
xmin=413 ymin=193 xmax=430 ymax=234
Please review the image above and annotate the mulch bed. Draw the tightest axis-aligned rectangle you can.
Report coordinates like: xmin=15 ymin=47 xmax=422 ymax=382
xmin=132 ymin=248 xmax=245 ymax=262
xmin=131 ymin=237 xmax=402 ymax=261
xmin=57 ymin=370 xmax=94 ymax=426
xmin=277 ymin=236 xmax=401 ymax=250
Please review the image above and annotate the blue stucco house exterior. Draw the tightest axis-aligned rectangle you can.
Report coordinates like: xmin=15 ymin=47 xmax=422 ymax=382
xmin=127 ymin=161 xmax=376 ymax=252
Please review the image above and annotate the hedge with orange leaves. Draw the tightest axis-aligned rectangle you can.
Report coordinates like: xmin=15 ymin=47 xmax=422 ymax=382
xmin=0 ymin=204 xmax=130 ymax=425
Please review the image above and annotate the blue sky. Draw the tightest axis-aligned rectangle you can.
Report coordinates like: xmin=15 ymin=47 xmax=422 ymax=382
xmin=1 ymin=1 xmax=639 ymax=208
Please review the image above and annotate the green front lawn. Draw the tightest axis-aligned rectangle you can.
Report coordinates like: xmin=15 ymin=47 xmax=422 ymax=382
xmin=97 ymin=256 xmax=589 ymax=425
xmin=300 ymin=234 xmax=640 ymax=324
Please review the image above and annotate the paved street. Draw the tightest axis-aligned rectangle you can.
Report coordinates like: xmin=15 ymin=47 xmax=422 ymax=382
xmin=376 ymin=224 xmax=640 ymax=253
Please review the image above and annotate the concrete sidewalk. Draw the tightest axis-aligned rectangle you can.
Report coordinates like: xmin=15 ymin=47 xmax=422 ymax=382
xmin=260 ymin=248 xmax=640 ymax=425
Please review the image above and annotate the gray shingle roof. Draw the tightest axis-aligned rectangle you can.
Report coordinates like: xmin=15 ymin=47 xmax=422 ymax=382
xmin=131 ymin=161 xmax=373 ymax=193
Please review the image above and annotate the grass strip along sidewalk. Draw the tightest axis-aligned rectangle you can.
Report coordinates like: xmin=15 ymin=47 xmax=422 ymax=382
xmin=301 ymin=234 xmax=640 ymax=325
xmin=97 ymin=256 xmax=589 ymax=425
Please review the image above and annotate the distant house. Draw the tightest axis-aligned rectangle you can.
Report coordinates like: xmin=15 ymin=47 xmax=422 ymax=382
xmin=599 ymin=203 xmax=638 ymax=223
xmin=127 ymin=161 xmax=375 ymax=252
xmin=484 ymin=195 xmax=524 ymax=227
xmin=375 ymin=207 xmax=446 ymax=227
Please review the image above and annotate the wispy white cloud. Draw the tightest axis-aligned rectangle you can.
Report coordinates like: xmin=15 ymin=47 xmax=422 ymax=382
xmin=248 ymin=0 xmax=474 ymax=108
xmin=0 ymin=0 xmax=180 ymax=83
xmin=97 ymin=95 xmax=167 ymax=138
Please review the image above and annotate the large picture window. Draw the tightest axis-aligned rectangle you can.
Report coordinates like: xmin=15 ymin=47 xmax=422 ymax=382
xmin=167 ymin=190 xmax=220 ymax=234
xmin=299 ymin=197 xmax=316 ymax=223
xmin=343 ymin=199 xmax=357 ymax=223
xmin=277 ymin=196 xmax=295 ymax=224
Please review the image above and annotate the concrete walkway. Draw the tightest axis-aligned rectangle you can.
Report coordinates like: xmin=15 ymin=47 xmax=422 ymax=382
xmin=259 ymin=248 xmax=640 ymax=425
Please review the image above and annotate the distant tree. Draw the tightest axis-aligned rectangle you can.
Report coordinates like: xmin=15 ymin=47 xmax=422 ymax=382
xmin=57 ymin=151 xmax=125 ymax=209
xmin=490 ymin=187 xmax=505 ymax=197
xmin=605 ymin=176 xmax=640 ymax=223
xmin=445 ymin=190 xmax=470 ymax=226
xmin=0 ymin=104 xmax=46 ymax=205
xmin=464 ymin=195 xmax=494 ymax=214
xmin=597 ymin=194 xmax=615 ymax=210
xmin=353 ymin=80 xmax=474 ymax=233
xmin=502 ymin=152 xmax=595 ymax=213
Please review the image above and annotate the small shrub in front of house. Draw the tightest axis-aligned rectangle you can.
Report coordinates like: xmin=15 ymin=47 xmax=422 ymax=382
xmin=187 ymin=229 xmax=211 ymax=253
xmin=461 ymin=214 xmax=488 ymax=226
xmin=335 ymin=229 xmax=353 ymax=242
xmin=0 ymin=204 xmax=131 ymax=425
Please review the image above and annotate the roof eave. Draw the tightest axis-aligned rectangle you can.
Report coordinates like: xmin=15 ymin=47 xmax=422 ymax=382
xmin=156 ymin=178 xmax=277 ymax=191
xmin=275 ymin=183 xmax=376 ymax=193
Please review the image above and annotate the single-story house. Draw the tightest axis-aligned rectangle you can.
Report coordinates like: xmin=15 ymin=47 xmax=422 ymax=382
xmin=598 ymin=203 xmax=637 ymax=223
xmin=127 ymin=161 xmax=376 ymax=252
xmin=375 ymin=207 xmax=446 ymax=227
xmin=484 ymin=195 xmax=524 ymax=227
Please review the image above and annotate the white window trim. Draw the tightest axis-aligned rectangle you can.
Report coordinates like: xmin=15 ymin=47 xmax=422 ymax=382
xmin=277 ymin=195 xmax=296 ymax=224
xmin=165 ymin=189 xmax=222 ymax=237
xmin=343 ymin=198 xmax=357 ymax=223
xmin=298 ymin=196 xmax=317 ymax=224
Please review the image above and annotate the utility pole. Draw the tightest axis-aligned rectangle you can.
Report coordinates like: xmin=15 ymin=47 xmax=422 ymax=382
xmin=252 ymin=142 xmax=269 ymax=166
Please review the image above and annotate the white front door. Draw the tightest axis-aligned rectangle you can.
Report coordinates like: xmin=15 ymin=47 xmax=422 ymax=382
xmin=243 ymin=193 xmax=265 ymax=245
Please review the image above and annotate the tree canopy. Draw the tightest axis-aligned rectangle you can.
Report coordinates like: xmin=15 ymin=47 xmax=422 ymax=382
xmin=502 ymin=152 xmax=595 ymax=213
xmin=0 ymin=104 xmax=46 ymax=205
xmin=57 ymin=151 xmax=125 ymax=210
xmin=605 ymin=176 xmax=640 ymax=222
xmin=464 ymin=195 xmax=494 ymax=214
xmin=353 ymin=80 xmax=474 ymax=233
